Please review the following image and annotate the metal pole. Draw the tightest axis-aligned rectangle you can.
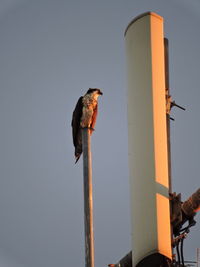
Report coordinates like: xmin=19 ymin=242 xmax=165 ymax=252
xmin=164 ymin=38 xmax=174 ymax=256
xmin=82 ymin=127 xmax=95 ymax=267
xmin=164 ymin=38 xmax=172 ymax=194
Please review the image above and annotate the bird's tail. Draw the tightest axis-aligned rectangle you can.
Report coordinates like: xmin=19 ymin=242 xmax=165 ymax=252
xmin=75 ymin=145 xmax=82 ymax=164
xmin=75 ymin=154 xmax=81 ymax=164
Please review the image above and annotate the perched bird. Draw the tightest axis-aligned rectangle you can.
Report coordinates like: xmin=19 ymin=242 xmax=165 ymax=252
xmin=71 ymin=88 xmax=103 ymax=163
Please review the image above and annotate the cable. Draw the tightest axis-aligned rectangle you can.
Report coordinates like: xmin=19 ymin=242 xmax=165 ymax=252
xmin=180 ymin=238 xmax=184 ymax=266
xmin=176 ymin=240 xmax=181 ymax=266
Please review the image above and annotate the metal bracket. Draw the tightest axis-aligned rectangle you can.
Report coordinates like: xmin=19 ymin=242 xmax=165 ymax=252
xmin=166 ymin=89 xmax=185 ymax=120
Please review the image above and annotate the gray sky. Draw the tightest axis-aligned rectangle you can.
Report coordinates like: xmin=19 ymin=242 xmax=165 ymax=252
xmin=0 ymin=0 xmax=200 ymax=266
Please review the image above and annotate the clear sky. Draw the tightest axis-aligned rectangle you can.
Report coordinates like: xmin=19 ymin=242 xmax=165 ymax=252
xmin=0 ymin=0 xmax=200 ymax=266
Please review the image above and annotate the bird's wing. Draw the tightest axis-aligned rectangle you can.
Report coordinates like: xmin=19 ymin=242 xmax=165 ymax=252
xmin=71 ymin=96 xmax=83 ymax=146
xmin=90 ymin=103 xmax=98 ymax=131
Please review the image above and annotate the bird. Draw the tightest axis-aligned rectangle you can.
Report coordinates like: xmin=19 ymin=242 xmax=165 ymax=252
xmin=71 ymin=88 xmax=103 ymax=163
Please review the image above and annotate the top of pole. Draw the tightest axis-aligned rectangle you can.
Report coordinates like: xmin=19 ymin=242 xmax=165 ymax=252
xmin=124 ymin=11 xmax=163 ymax=36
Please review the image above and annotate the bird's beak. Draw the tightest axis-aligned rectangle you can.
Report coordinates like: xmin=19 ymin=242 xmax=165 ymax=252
xmin=98 ymin=90 xmax=103 ymax=95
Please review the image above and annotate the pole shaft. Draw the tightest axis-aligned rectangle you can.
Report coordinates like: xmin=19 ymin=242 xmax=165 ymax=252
xmin=164 ymin=38 xmax=172 ymax=194
xmin=164 ymin=38 xmax=174 ymax=259
xmin=82 ymin=128 xmax=95 ymax=267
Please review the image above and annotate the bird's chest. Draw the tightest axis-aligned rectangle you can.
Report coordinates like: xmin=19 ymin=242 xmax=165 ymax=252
xmin=82 ymin=95 xmax=97 ymax=110
xmin=81 ymin=95 xmax=97 ymax=127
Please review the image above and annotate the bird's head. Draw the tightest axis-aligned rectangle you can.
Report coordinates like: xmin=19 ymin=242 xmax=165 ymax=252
xmin=86 ymin=88 xmax=103 ymax=97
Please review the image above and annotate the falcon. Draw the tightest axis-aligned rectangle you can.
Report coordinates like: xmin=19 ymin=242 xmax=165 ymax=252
xmin=71 ymin=88 xmax=103 ymax=163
